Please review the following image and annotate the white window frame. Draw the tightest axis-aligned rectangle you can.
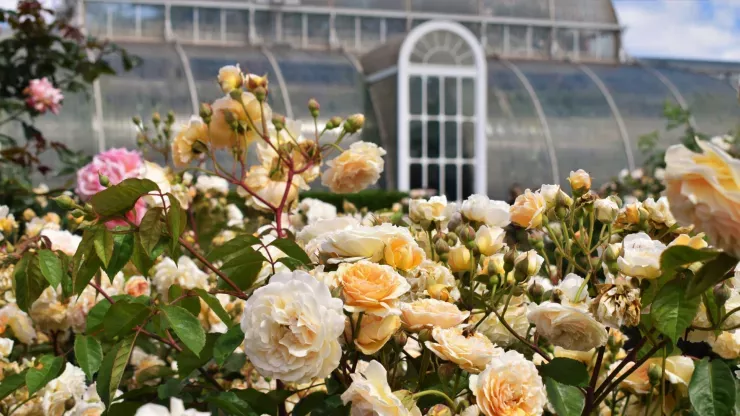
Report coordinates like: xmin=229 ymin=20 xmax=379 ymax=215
xmin=397 ymin=20 xmax=487 ymax=199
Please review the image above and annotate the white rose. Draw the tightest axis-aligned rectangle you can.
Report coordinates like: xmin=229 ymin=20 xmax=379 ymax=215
xmin=411 ymin=260 xmax=460 ymax=301
xmin=195 ymin=175 xmax=229 ymax=195
xmin=710 ymin=330 xmax=740 ymax=359
xmin=643 ymin=196 xmax=676 ymax=227
xmin=40 ymin=229 xmax=82 ymax=256
xmin=0 ymin=304 xmax=37 ymax=344
xmin=299 ymin=198 xmax=337 ymax=224
xmin=475 ymin=226 xmax=506 ymax=257
xmin=296 ymin=216 xmax=360 ymax=247
xmin=313 ymin=224 xmax=413 ymax=264
xmin=426 ymin=327 xmax=503 ymax=373
xmin=527 ymin=301 xmax=608 ymax=351
xmin=469 ymin=351 xmax=547 ymax=416
xmin=474 ymin=302 xmax=530 ymax=347
xmin=134 ymin=397 xmax=210 ymax=416
xmin=0 ymin=337 xmax=13 ymax=358
xmin=555 ymin=273 xmax=589 ymax=307
xmin=594 ymin=198 xmax=619 ymax=223
xmin=617 ymin=232 xmax=666 ymax=279
xmin=409 ymin=195 xmax=449 ymax=223
xmin=42 ymin=363 xmax=87 ymax=416
xmin=241 ymin=270 xmax=344 ymax=383
xmin=461 ymin=195 xmax=510 ymax=227
xmin=341 ymin=360 xmax=420 ymax=416
xmin=140 ymin=161 xmax=172 ymax=207
xmin=399 ymin=299 xmax=469 ymax=331
xmin=152 ymin=256 xmax=210 ymax=300
xmin=226 ymin=204 xmax=244 ymax=228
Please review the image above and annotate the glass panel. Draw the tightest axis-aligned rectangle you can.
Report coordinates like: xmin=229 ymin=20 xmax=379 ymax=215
xmin=110 ymin=3 xmax=136 ymax=38
xmin=531 ymin=27 xmax=550 ymax=59
xmin=517 ymin=62 xmax=629 ymax=186
xmin=410 ymin=121 xmax=422 ymax=158
xmin=445 ymin=122 xmax=457 ymax=158
xmin=334 ymin=0 xmax=406 ymax=10
xmin=334 ymin=15 xmax=356 ymax=49
xmin=428 ymin=164 xmax=440 ymax=195
xmin=508 ymin=25 xmax=528 ymax=57
xmin=307 ymin=13 xmax=330 ymax=47
xmin=554 ymin=0 xmax=616 ymax=23
xmin=485 ymin=24 xmax=504 ymax=54
xmin=225 ymin=10 xmax=249 ymax=43
xmin=444 ymin=78 xmax=457 ymax=116
xmin=385 ymin=18 xmax=406 ymax=39
xmin=282 ymin=12 xmax=303 ymax=44
xmin=85 ymin=2 xmax=108 ymax=38
xmin=426 ymin=78 xmax=440 ymax=115
xmin=555 ymin=28 xmax=577 ymax=59
xmin=462 ymin=122 xmax=475 ymax=158
xmin=445 ymin=164 xmax=457 ymax=200
xmin=410 ymin=164 xmax=422 ymax=189
xmin=255 ymin=10 xmax=277 ymax=42
xmin=428 ymin=121 xmax=440 ymax=158
xmin=481 ymin=0 xmax=550 ymax=19
xmin=462 ymin=165 xmax=474 ymax=200
xmin=580 ymin=30 xmax=617 ymax=61
xmin=171 ymin=7 xmax=194 ymax=42
xmin=486 ymin=61 xmax=553 ymax=199
xmin=360 ymin=17 xmax=382 ymax=50
xmin=462 ymin=79 xmax=475 ymax=116
xmin=410 ymin=77 xmax=422 ymax=115
xmin=411 ymin=0 xmax=478 ymax=14
xmin=140 ymin=5 xmax=164 ymax=39
xmin=198 ymin=8 xmax=221 ymax=42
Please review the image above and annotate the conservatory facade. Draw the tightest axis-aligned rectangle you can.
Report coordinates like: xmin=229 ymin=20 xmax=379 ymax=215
xmin=50 ymin=0 xmax=739 ymax=199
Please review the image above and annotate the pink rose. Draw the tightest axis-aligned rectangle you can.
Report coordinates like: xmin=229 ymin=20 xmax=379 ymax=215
xmin=23 ymin=77 xmax=63 ymax=115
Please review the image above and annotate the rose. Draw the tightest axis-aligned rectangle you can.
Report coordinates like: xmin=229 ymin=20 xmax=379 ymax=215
xmin=341 ymin=360 xmax=421 ymax=416
xmin=617 ymin=232 xmax=666 ymax=279
xmin=594 ymin=198 xmax=619 ymax=223
xmin=475 ymin=226 xmax=506 ymax=256
xmin=172 ymin=116 xmax=208 ymax=167
xmin=23 ymin=77 xmax=63 ymax=114
xmin=309 ymin=224 xmax=416 ymax=264
xmin=0 ymin=304 xmax=37 ymax=344
xmin=210 ymin=93 xmax=270 ymax=149
xmin=411 ymin=260 xmax=459 ymax=301
xmin=642 ymin=196 xmax=676 ymax=227
xmin=590 ymin=284 xmax=641 ymax=328
xmin=297 ymin=216 xmax=360 ymax=247
xmin=469 ymin=350 xmax=547 ymax=416
xmin=384 ymin=235 xmax=424 ymax=271
xmin=399 ymin=299 xmax=469 ymax=331
xmin=322 ymin=141 xmax=386 ymax=194
xmin=709 ymin=330 xmax=740 ymax=359
xmin=339 ymin=260 xmax=410 ymax=316
xmin=460 ymin=195 xmax=510 ymax=227
xmin=668 ymin=233 xmax=708 ymax=250
xmin=448 ymin=245 xmax=472 ymax=272
xmin=238 ymin=165 xmax=307 ymax=212
xmin=347 ymin=313 xmax=401 ymax=355
xmin=665 ymin=140 xmax=740 ymax=257
xmin=514 ymin=250 xmax=544 ymax=278
xmin=124 ymin=276 xmax=151 ymax=298
xmin=554 ymin=273 xmax=590 ymax=307
xmin=409 ymin=196 xmax=449 ymax=223
xmin=527 ymin=301 xmax=608 ymax=351
xmin=471 ymin=300 xmax=530 ymax=347
xmin=0 ymin=338 xmax=13 ymax=358
xmin=613 ymin=356 xmax=694 ymax=394
xmin=217 ymin=64 xmax=242 ymax=92
xmin=40 ymin=229 xmax=81 ymax=256
xmin=299 ymin=198 xmax=337 ymax=224
xmin=152 ymin=256 xmax=210 ymax=300
xmin=42 ymin=363 xmax=87 ymax=416
xmin=426 ymin=327 xmax=503 ymax=373
xmin=241 ymin=270 xmax=344 ymax=383
xmin=568 ymin=169 xmax=591 ymax=192
xmin=510 ymin=190 xmax=546 ymax=229
xmin=30 ymin=287 xmax=68 ymax=331
xmin=195 ymin=175 xmax=230 ymax=195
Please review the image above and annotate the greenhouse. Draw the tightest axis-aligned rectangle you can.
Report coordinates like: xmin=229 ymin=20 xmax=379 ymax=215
xmin=47 ymin=0 xmax=740 ymax=199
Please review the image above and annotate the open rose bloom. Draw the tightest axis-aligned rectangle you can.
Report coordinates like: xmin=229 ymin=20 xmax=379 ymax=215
xmin=4 ymin=62 xmax=739 ymax=416
xmin=23 ymin=77 xmax=63 ymax=114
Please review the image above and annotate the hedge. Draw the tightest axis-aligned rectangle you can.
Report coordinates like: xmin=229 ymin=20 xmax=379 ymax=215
xmin=300 ymin=189 xmax=408 ymax=212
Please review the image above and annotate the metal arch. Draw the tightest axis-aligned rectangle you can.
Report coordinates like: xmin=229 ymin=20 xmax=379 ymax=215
xmin=260 ymin=46 xmax=295 ymax=120
xmin=578 ymin=63 xmax=636 ymax=171
xmin=173 ymin=40 xmax=200 ymax=114
xmin=78 ymin=0 xmax=106 ymax=151
xmin=639 ymin=63 xmax=699 ymax=131
xmin=500 ymin=59 xmax=560 ymax=185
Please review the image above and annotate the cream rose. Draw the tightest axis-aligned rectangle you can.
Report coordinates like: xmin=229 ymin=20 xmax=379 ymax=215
xmin=399 ymin=299 xmax=469 ymax=331
xmin=384 ymin=234 xmax=425 ymax=271
xmin=617 ymin=232 xmax=666 ymax=279
xmin=448 ymin=245 xmax=472 ymax=273
xmin=527 ymin=301 xmax=608 ymax=351
xmin=590 ymin=284 xmax=641 ymax=328
xmin=568 ymin=169 xmax=592 ymax=192
xmin=460 ymin=195 xmax=510 ymax=227
xmin=311 ymin=224 xmax=413 ymax=264
xmin=709 ymin=330 xmax=740 ymax=359
xmin=297 ymin=216 xmax=360 ymax=247
xmin=409 ymin=195 xmax=449 ymax=223
xmin=238 ymin=165 xmax=307 ymax=212
xmin=217 ymin=64 xmax=242 ymax=92
xmin=124 ymin=276 xmax=151 ymax=298
xmin=42 ymin=363 xmax=87 ymax=416
xmin=339 ymin=260 xmax=410 ymax=316
xmin=172 ymin=116 xmax=208 ymax=167
xmin=210 ymin=93 xmax=269 ymax=149
xmin=322 ymin=141 xmax=386 ymax=194
xmin=0 ymin=337 xmax=13 ymax=358
xmin=614 ymin=356 xmax=694 ymax=394
xmin=410 ymin=260 xmax=460 ymax=301
xmin=510 ymin=189 xmax=546 ymax=229
xmin=668 ymin=233 xmax=709 ymax=250
xmin=426 ymin=327 xmax=503 ymax=373
xmin=240 ymin=270 xmax=344 ymax=383
xmin=665 ymin=140 xmax=740 ymax=258
xmin=347 ymin=313 xmax=401 ymax=355
xmin=594 ymin=198 xmax=619 ymax=223
xmin=469 ymin=350 xmax=547 ymax=416
xmin=643 ymin=196 xmax=676 ymax=227
xmin=475 ymin=226 xmax=506 ymax=257
xmin=473 ymin=302 xmax=530 ymax=347
xmin=341 ymin=360 xmax=421 ymax=416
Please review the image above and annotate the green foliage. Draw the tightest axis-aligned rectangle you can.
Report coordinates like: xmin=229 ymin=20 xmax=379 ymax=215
xmin=26 ymin=355 xmax=63 ymax=395
xmin=97 ymin=334 xmax=137 ymax=407
xmin=545 ymin=378 xmax=585 ymax=416
xmin=105 ymin=232 xmax=134 ymax=277
xmin=299 ymin=189 xmax=408 ymax=212
xmin=93 ymin=227 xmax=114 ymax=268
xmin=660 ymin=245 xmax=720 ymax=277
xmin=689 ymin=358 xmax=736 ymax=416
xmin=72 ymin=228 xmax=102 ymax=295
xmin=538 ymin=358 xmax=589 ymax=387
xmin=686 ymin=252 xmax=738 ymax=298
xmin=0 ymin=369 xmax=28 ymax=400
xmin=90 ymin=178 xmax=159 ymax=218
xmin=37 ymin=249 xmax=63 ymax=288
xmin=139 ymin=207 xmax=163 ymax=256
xmin=13 ymin=251 xmax=48 ymax=311
xmin=269 ymin=238 xmax=311 ymax=265
xmin=74 ymin=335 xmax=103 ymax=380
xmin=207 ymin=234 xmax=267 ymax=290
xmin=213 ymin=325 xmax=245 ymax=366
xmin=194 ymin=288 xmax=231 ymax=324
xmin=159 ymin=305 xmax=206 ymax=356
xmin=103 ymin=299 xmax=150 ymax=339
xmin=165 ymin=193 xmax=187 ymax=257
xmin=651 ymin=279 xmax=701 ymax=342
xmin=168 ymin=285 xmax=200 ymax=316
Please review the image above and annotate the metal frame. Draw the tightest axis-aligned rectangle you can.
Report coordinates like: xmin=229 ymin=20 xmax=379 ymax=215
xmin=579 ymin=63 xmax=635 ymax=171
xmin=500 ymin=59 xmax=560 ymax=184
xmin=639 ymin=63 xmax=698 ymax=131
xmin=398 ymin=20 xmax=487 ymax=199
xmin=260 ymin=47 xmax=295 ymax=120
xmin=173 ymin=40 xmax=200 ymax=115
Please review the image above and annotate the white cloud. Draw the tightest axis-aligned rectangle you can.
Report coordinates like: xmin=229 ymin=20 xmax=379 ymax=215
xmin=614 ymin=0 xmax=740 ymax=61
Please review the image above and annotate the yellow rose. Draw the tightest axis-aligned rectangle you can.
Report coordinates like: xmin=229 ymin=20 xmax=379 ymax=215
xmin=238 ymin=165 xmax=307 ymax=212
xmin=527 ymin=301 xmax=608 ymax=351
xmin=346 ymin=313 xmax=401 ymax=355
xmin=619 ymin=202 xmax=643 ymax=225
xmin=339 ymin=260 xmax=410 ymax=316
xmin=448 ymin=245 xmax=471 ymax=273
xmin=399 ymin=299 xmax=469 ymax=332
xmin=426 ymin=327 xmax=503 ymax=373
xmin=217 ymin=64 xmax=243 ymax=93
xmin=475 ymin=225 xmax=506 ymax=256
xmin=510 ymin=189 xmax=546 ymax=229
xmin=341 ymin=360 xmax=421 ymax=416
xmin=384 ymin=235 xmax=424 ymax=271
xmin=668 ymin=233 xmax=708 ymax=250
xmin=321 ymin=142 xmax=386 ymax=194
xmin=568 ymin=169 xmax=592 ymax=192
xmin=172 ymin=116 xmax=208 ymax=167
xmin=210 ymin=93 xmax=270 ymax=149
xmin=615 ymin=356 xmax=694 ymax=394
xmin=665 ymin=140 xmax=740 ymax=258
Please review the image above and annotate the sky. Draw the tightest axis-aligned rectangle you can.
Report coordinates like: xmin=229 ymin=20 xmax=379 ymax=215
xmin=613 ymin=0 xmax=740 ymax=61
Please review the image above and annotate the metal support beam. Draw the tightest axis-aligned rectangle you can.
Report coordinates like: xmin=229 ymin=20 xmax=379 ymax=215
xmin=500 ymin=59 xmax=560 ymax=184
xmin=261 ymin=46 xmax=294 ymax=120
xmin=639 ymin=63 xmax=699 ymax=130
xmin=79 ymin=0 xmax=106 ymax=152
xmin=579 ymin=63 xmax=635 ymax=171
xmin=173 ymin=40 xmax=199 ymax=114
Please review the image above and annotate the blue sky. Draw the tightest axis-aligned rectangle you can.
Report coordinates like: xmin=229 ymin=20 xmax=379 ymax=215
xmin=613 ymin=0 xmax=740 ymax=61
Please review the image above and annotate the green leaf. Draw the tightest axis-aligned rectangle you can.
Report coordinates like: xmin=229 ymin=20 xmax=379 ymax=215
xmin=167 ymin=285 xmax=200 ymax=316
xmin=660 ymin=245 xmax=719 ymax=275
xmin=293 ymin=392 xmax=329 ymax=416
xmin=97 ymin=334 xmax=137 ymax=407
xmin=166 ymin=193 xmax=187 ymax=257
xmin=74 ymin=254 xmax=101 ymax=295
xmin=104 ymin=300 xmax=150 ymax=338
xmin=176 ymin=334 xmax=218 ymax=377
xmin=37 ymin=249 xmax=63 ymax=288
xmin=130 ymin=233 xmax=155 ymax=275
xmin=234 ymin=388 xmax=282 ymax=416
xmin=26 ymin=355 xmax=64 ymax=395
xmin=72 ymin=228 xmax=102 ymax=295
xmin=157 ymin=379 xmax=184 ymax=400
xmin=545 ymin=378 xmax=585 ymax=416
xmin=139 ymin=207 xmax=163 ymax=256
xmin=135 ymin=365 xmax=175 ymax=385
xmin=105 ymin=232 xmax=134 ymax=278
xmin=538 ymin=358 xmax=589 ymax=387
xmin=87 ymin=298 xmax=113 ymax=333
xmin=651 ymin=279 xmax=701 ymax=342
xmin=93 ymin=227 xmax=114 ymax=267
xmin=75 ymin=335 xmax=103 ymax=380
xmin=194 ymin=288 xmax=231 ymax=325
xmin=90 ymin=178 xmax=159 ymax=217
xmin=689 ymin=358 xmax=736 ymax=416
xmin=14 ymin=253 xmax=49 ymax=312
xmin=205 ymin=391 xmax=256 ymax=416
xmin=269 ymin=238 xmax=311 ymax=265
xmin=207 ymin=234 xmax=261 ymax=263
xmin=160 ymin=304 xmax=206 ymax=355
xmin=687 ymin=252 xmax=739 ymax=298
xmin=276 ymin=257 xmax=306 ymax=271
xmin=218 ymin=247 xmax=266 ymax=290
xmin=214 ymin=325 xmax=244 ymax=366
xmin=0 ymin=369 xmax=27 ymax=400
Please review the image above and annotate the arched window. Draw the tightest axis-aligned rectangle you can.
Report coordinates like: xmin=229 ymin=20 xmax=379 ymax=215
xmin=398 ymin=21 xmax=487 ymax=201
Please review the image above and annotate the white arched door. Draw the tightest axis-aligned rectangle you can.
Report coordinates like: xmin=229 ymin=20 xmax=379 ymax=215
xmin=397 ymin=21 xmax=487 ymax=201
